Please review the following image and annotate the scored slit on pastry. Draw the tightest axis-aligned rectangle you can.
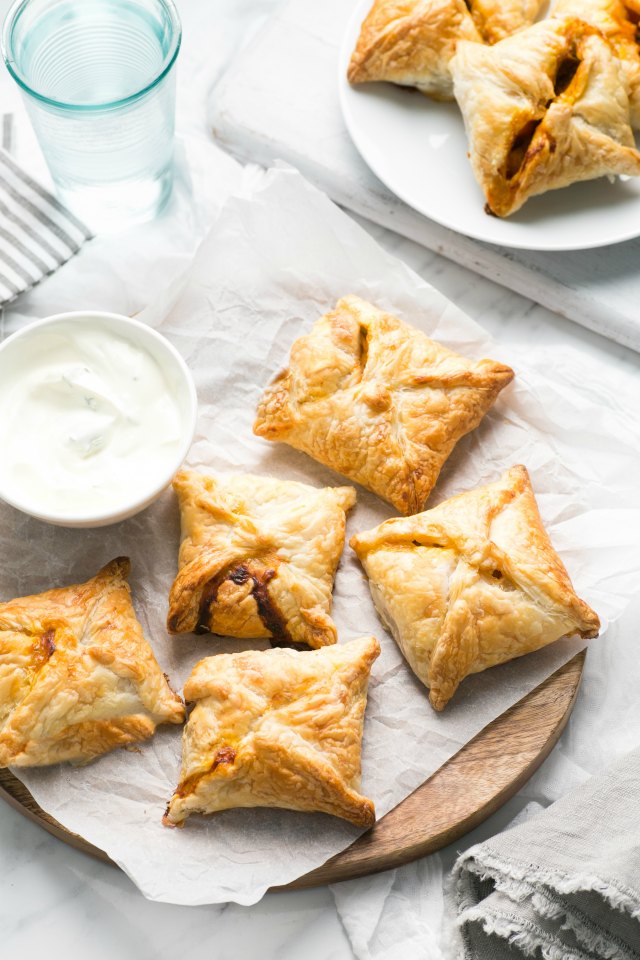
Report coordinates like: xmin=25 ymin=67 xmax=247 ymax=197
xmin=163 ymin=635 xmax=380 ymax=828
xmin=347 ymin=0 xmax=546 ymax=100
xmin=552 ymin=0 xmax=640 ymax=127
xmin=451 ymin=17 xmax=640 ymax=216
xmin=254 ymin=296 xmax=514 ymax=516
xmin=351 ymin=465 xmax=600 ymax=711
xmin=0 ymin=558 xmax=185 ymax=767
xmin=167 ymin=469 xmax=356 ymax=648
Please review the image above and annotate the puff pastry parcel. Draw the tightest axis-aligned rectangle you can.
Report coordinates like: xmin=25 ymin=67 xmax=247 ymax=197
xmin=351 ymin=465 xmax=600 ymax=711
xmin=451 ymin=17 xmax=640 ymax=216
xmin=254 ymin=296 xmax=514 ymax=516
xmin=167 ymin=469 xmax=356 ymax=648
xmin=553 ymin=0 xmax=640 ymax=127
xmin=164 ymin=635 xmax=380 ymax=828
xmin=0 ymin=558 xmax=184 ymax=767
xmin=347 ymin=0 xmax=546 ymax=100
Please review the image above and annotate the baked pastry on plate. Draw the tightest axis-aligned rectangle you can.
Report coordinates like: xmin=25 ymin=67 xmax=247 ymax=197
xmin=0 ymin=558 xmax=184 ymax=767
xmin=553 ymin=0 xmax=640 ymax=127
xmin=348 ymin=0 xmax=482 ymax=100
xmin=470 ymin=0 xmax=548 ymax=44
xmin=351 ymin=465 xmax=600 ymax=711
xmin=347 ymin=0 xmax=546 ymax=99
xmin=163 ymin=635 xmax=380 ymax=827
xmin=167 ymin=469 xmax=356 ymax=648
xmin=451 ymin=17 xmax=640 ymax=216
xmin=254 ymin=296 xmax=514 ymax=516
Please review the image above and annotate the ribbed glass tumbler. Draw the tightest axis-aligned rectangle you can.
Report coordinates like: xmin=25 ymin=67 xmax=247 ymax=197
xmin=2 ymin=0 xmax=182 ymax=230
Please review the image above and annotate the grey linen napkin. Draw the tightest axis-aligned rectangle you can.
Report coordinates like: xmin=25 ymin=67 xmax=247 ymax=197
xmin=0 ymin=133 xmax=92 ymax=305
xmin=446 ymin=748 xmax=640 ymax=960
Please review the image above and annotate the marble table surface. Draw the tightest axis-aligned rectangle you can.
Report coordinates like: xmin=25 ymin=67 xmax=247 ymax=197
xmin=1 ymin=1 xmax=639 ymax=958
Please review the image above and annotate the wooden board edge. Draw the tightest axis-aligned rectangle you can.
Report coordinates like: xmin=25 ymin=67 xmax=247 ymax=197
xmin=281 ymin=651 xmax=585 ymax=889
xmin=0 ymin=778 xmax=113 ymax=864
xmin=0 ymin=651 xmax=585 ymax=892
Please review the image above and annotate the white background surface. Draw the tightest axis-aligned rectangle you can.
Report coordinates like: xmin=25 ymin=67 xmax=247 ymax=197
xmin=1 ymin=1 xmax=640 ymax=958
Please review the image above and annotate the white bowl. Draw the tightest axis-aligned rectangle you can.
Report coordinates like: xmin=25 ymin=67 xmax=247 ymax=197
xmin=0 ymin=311 xmax=198 ymax=527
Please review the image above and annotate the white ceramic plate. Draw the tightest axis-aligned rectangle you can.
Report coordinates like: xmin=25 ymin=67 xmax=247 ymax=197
xmin=339 ymin=0 xmax=640 ymax=251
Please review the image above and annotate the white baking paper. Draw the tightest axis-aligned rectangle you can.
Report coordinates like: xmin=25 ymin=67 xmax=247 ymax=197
xmin=8 ymin=165 xmax=640 ymax=906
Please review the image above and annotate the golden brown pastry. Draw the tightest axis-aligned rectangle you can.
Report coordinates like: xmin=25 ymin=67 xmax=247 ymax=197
xmin=163 ymin=635 xmax=380 ymax=828
xmin=351 ymin=465 xmax=600 ymax=711
xmin=347 ymin=0 xmax=546 ymax=99
xmin=553 ymin=0 xmax=640 ymax=127
xmin=348 ymin=0 xmax=482 ymax=100
xmin=253 ymin=296 xmax=514 ymax=516
xmin=451 ymin=17 xmax=640 ymax=217
xmin=470 ymin=0 xmax=548 ymax=43
xmin=0 ymin=558 xmax=184 ymax=767
xmin=167 ymin=469 xmax=356 ymax=648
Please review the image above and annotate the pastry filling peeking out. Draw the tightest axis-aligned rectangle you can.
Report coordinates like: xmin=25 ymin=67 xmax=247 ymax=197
xmin=505 ymin=119 xmax=542 ymax=180
xmin=358 ymin=324 xmax=370 ymax=377
xmin=228 ymin=564 xmax=289 ymax=641
xmin=554 ymin=51 xmax=581 ymax=96
xmin=31 ymin=629 xmax=56 ymax=669
xmin=628 ymin=7 xmax=640 ymax=46
xmin=171 ymin=747 xmax=237 ymax=802
xmin=195 ymin=560 xmax=293 ymax=644
xmin=503 ymin=48 xmax=582 ymax=183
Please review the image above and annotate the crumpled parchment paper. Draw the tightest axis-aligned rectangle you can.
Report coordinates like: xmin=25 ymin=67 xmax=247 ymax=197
xmin=8 ymin=165 xmax=640 ymax=905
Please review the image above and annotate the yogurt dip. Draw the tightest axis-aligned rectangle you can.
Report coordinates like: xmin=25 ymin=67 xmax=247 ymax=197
xmin=0 ymin=314 xmax=195 ymax=524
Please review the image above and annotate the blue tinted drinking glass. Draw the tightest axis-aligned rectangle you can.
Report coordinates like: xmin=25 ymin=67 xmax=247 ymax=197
xmin=2 ymin=0 xmax=181 ymax=230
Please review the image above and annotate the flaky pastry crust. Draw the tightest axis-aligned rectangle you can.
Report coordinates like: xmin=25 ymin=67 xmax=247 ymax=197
xmin=167 ymin=469 xmax=356 ymax=648
xmin=451 ymin=17 xmax=640 ymax=216
xmin=351 ymin=465 xmax=600 ymax=711
xmin=348 ymin=0 xmax=482 ymax=100
xmin=0 ymin=558 xmax=184 ymax=767
xmin=347 ymin=0 xmax=545 ymax=99
xmin=253 ymin=296 xmax=514 ymax=516
xmin=553 ymin=0 xmax=640 ymax=127
xmin=470 ymin=0 xmax=547 ymax=44
xmin=164 ymin=635 xmax=380 ymax=828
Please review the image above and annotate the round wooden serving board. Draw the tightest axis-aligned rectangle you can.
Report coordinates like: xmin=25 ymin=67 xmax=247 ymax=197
xmin=0 ymin=651 xmax=584 ymax=892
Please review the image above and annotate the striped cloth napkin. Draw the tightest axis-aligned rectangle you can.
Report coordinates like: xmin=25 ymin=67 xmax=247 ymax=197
xmin=0 ymin=126 xmax=92 ymax=305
